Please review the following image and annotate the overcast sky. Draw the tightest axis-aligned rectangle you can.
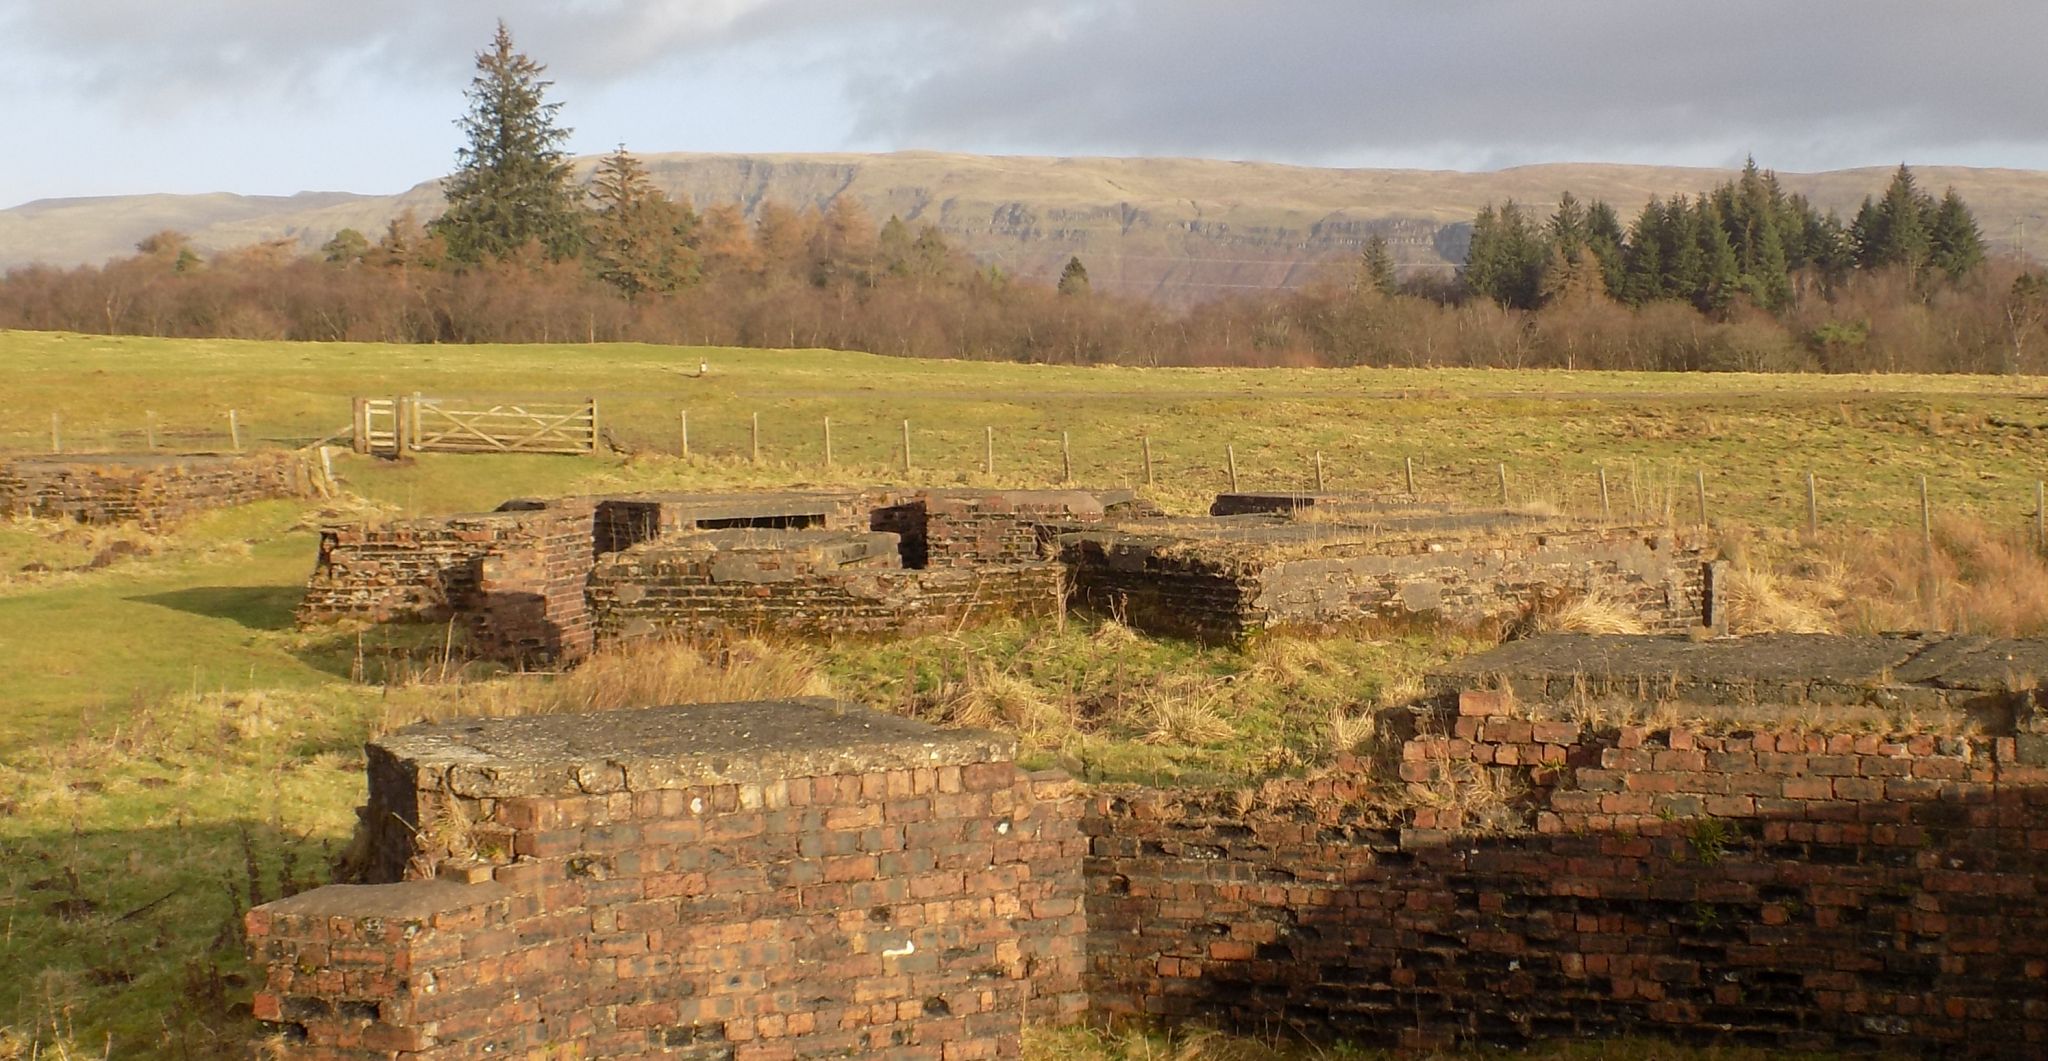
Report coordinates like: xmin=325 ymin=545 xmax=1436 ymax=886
xmin=7 ymin=1 xmax=2048 ymax=208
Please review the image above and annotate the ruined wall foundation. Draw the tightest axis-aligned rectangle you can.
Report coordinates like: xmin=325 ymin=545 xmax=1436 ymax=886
xmin=0 ymin=451 xmax=318 ymax=529
xmin=250 ymin=701 xmax=1088 ymax=1059
xmin=251 ymin=634 xmax=2048 ymax=1058
xmin=1062 ymin=518 xmax=1713 ymax=643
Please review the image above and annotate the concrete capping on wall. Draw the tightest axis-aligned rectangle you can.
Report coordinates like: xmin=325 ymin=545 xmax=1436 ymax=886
xmin=1429 ymin=632 xmax=2048 ymax=740
xmin=0 ymin=450 xmax=318 ymax=529
xmin=251 ymin=701 xmax=1088 ymax=1059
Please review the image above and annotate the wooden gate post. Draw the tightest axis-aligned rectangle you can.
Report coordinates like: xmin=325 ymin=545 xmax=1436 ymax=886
xmin=352 ymin=398 xmax=369 ymax=455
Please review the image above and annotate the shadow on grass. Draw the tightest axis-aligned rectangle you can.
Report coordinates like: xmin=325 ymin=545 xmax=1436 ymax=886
xmin=287 ymin=619 xmax=482 ymax=684
xmin=130 ymin=585 xmax=303 ymax=631
xmin=2 ymin=818 xmax=331 ymax=1058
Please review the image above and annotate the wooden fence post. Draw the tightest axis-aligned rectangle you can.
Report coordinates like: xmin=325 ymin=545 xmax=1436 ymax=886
xmin=1695 ymin=468 xmax=1708 ymax=527
xmin=2037 ymin=480 xmax=2045 ymax=553
xmin=1920 ymin=475 xmax=1933 ymax=556
xmin=352 ymin=399 xmax=369 ymax=455
xmin=1404 ymin=456 xmax=1415 ymax=496
xmin=1806 ymin=472 xmax=1819 ymax=538
xmin=751 ymin=412 xmax=761 ymax=464
xmin=1497 ymin=462 xmax=1509 ymax=506
xmin=823 ymin=417 xmax=832 ymax=468
xmin=986 ymin=426 xmax=995 ymax=478
xmin=1598 ymin=466 xmax=1611 ymax=520
xmin=901 ymin=420 xmax=912 ymax=475
xmin=1226 ymin=445 xmax=1238 ymax=492
xmin=146 ymin=410 xmax=159 ymax=451
xmin=587 ymin=399 xmax=600 ymax=455
xmin=1314 ymin=451 xmax=1325 ymax=493
xmin=1141 ymin=435 xmax=1154 ymax=487
xmin=1061 ymin=431 xmax=1072 ymax=484
xmin=49 ymin=412 xmax=60 ymax=454
xmin=679 ymin=410 xmax=690 ymax=460
xmin=228 ymin=409 xmax=241 ymax=452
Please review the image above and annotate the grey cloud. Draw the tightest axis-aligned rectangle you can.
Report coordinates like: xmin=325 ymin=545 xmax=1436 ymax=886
xmin=833 ymin=1 xmax=2048 ymax=168
xmin=1 ymin=1 xmax=782 ymax=100
xmin=10 ymin=1 xmax=2048 ymax=169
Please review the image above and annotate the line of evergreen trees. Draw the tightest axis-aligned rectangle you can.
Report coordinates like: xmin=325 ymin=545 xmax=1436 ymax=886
xmin=1464 ymin=161 xmax=1985 ymax=313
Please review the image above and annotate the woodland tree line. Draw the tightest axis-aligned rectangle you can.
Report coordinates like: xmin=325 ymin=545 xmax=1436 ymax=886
xmin=4 ymin=24 xmax=2047 ymax=375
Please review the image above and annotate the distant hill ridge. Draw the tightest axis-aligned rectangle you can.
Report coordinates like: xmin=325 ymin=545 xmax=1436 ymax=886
xmin=5 ymin=152 xmax=2045 ymax=304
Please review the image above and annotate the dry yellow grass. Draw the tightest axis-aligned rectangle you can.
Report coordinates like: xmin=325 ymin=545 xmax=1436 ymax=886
xmin=1536 ymin=589 xmax=1651 ymax=635
xmin=1140 ymin=688 xmax=1239 ymax=747
xmin=376 ymin=637 xmax=832 ymax=732
xmin=1719 ymin=559 xmax=1841 ymax=634
xmin=1714 ymin=518 xmax=2048 ymax=637
xmin=941 ymin=663 xmax=1074 ymax=743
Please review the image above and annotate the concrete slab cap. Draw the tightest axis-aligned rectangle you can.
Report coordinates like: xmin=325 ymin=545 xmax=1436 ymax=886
xmin=1435 ymin=633 xmax=2044 ymax=693
xmin=920 ymin=488 xmax=1138 ymax=516
xmin=9 ymin=453 xmax=256 ymax=470
xmin=602 ymin=490 xmax=861 ymax=522
xmin=378 ymin=698 xmax=1016 ymax=797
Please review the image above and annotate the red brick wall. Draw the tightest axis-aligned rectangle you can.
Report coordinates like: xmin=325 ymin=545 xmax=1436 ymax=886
xmin=251 ymin=750 xmax=1087 ymax=1058
xmin=468 ymin=506 xmax=597 ymax=667
xmin=587 ymin=558 xmax=1065 ymax=643
xmin=924 ymin=494 xmax=1088 ymax=568
xmin=1063 ymin=527 xmax=1710 ymax=643
xmin=1085 ymin=691 xmax=2048 ymax=1056
xmin=0 ymin=451 xmax=315 ymax=529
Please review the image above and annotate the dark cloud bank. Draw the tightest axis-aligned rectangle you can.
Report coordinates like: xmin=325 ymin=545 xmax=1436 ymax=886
xmin=10 ymin=1 xmax=2047 ymax=170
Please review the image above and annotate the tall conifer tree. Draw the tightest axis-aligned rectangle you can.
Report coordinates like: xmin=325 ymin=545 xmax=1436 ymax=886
xmin=586 ymin=145 xmax=698 ymax=299
xmin=1929 ymin=188 xmax=1986 ymax=282
xmin=434 ymin=22 xmax=583 ymax=265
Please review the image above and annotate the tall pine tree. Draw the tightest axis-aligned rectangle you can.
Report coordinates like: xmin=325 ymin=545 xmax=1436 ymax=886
xmin=1928 ymin=188 xmax=1985 ymax=282
xmin=1057 ymin=256 xmax=1091 ymax=296
xmin=1358 ymin=234 xmax=1398 ymax=296
xmin=1586 ymin=200 xmax=1627 ymax=297
xmin=1618 ymin=199 xmax=1666 ymax=306
xmin=1462 ymin=201 xmax=1545 ymax=309
xmin=434 ymin=22 xmax=584 ymax=265
xmin=585 ymin=145 xmax=698 ymax=299
xmin=1855 ymin=164 xmax=1934 ymax=275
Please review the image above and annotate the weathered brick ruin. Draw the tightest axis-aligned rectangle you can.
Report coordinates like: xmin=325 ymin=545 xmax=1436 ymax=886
xmin=1061 ymin=509 xmax=1713 ymax=642
xmin=298 ymin=488 xmax=1715 ymax=657
xmin=0 ymin=451 xmax=319 ymax=529
xmin=1089 ymin=632 xmax=2048 ymax=1056
xmin=299 ymin=489 xmax=1141 ymax=662
xmin=588 ymin=532 xmax=1065 ymax=643
xmin=248 ymin=700 xmax=1088 ymax=1059
xmin=251 ymin=633 xmax=2048 ymax=1058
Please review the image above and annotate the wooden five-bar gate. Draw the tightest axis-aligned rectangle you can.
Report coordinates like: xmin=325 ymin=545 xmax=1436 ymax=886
xmin=352 ymin=396 xmax=599 ymax=457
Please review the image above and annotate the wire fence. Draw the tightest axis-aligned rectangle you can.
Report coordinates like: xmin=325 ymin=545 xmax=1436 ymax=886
xmin=16 ymin=402 xmax=2047 ymax=549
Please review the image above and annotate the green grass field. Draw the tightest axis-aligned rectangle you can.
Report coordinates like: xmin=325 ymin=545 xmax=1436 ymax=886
xmin=9 ymin=328 xmax=2036 ymax=1056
